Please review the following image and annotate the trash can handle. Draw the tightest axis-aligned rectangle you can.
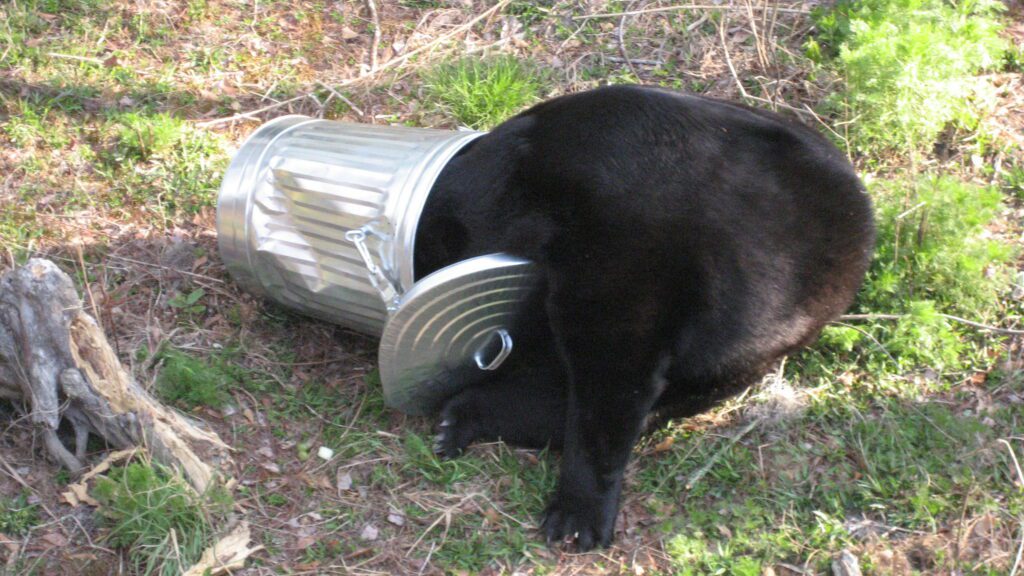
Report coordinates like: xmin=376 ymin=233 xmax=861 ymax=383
xmin=345 ymin=226 xmax=402 ymax=312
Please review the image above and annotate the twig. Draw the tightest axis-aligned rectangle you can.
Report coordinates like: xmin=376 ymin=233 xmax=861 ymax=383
xmin=46 ymin=52 xmax=104 ymax=65
xmin=895 ymin=201 xmax=927 ymax=221
xmin=719 ymin=12 xmax=749 ymax=100
xmin=1013 ymin=523 xmax=1024 ymax=576
xmin=954 ymin=484 xmax=973 ymax=566
xmin=364 ymin=0 xmax=512 ymax=79
xmin=365 ymin=0 xmax=381 ymax=72
xmin=406 ymin=492 xmax=479 ymax=556
xmin=0 ymin=452 xmax=64 ymax=535
xmin=75 ymin=244 xmax=101 ymax=328
xmin=604 ymin=56 xmax=663 ymax=66
xmin=801 ymin=103 xmax=850 ymax=159
xmin=831 ymin=321 xmax=898 ymax=365
xmin=840 ymin=313 xmax=1024 ymax=336
xmin=315 ymin=81 xmax=365 ymax=116
xmin=718 ymin=13 xmax=812 ymax=119
xmin=196 ymin=94 xmax=310 ymax=128
xmin=684 ymin=418 xmax=760 ymax=490
xmin=103 ymin=253 xmax=226 ymax=284
xmin=1000 ymin=439 xmax=1024 ymax=489
xmin=200 ymin=0 xmax=510 ymax=128
xmin=777 ymin=563 xmax=813 ymax=575
xmin=617 ymin=1 xmax=641 ymax=81
xmin=574 ymin=3 xmax=809 ymax=20
xmin=416 ymin=541 xmax=436 ymax=576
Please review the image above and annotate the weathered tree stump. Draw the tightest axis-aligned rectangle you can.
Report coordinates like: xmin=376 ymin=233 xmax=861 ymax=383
xmin=0 ymin=258 xmax=231 ymax=492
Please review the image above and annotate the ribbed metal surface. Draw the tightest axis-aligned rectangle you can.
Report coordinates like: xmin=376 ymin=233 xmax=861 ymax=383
xmin=217 ymin=117 xmax=483 ymax=335
xmin=379 ymin=254 xmax=538 ymax=415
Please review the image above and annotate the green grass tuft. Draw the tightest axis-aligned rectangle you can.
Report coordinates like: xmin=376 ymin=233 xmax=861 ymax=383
xmin=155 ymin=348 xmax=235 ymax=410
xmin=100 ymin=112 xmax=228 ymax=218
xmin=92 ymin=462 xmax=232 ymax=576
xmin=423 ymin=55 xmax=545 ymax=130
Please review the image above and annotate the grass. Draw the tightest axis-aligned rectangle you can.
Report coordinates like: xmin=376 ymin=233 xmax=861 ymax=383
xmin=91 ymin=461 xmax=233 ymax=576
xmin=154 ymin=348 xmax=235 ymax=410
xmin=0 ymin=493 xmax=40 ymax=536
xmin=637 ymin=388 xmax=1024 ymax=574
xmin=422 ymin=55 xmax=546 ymax=129
xmin=810 ymin=0 xmax=1009 ymax=158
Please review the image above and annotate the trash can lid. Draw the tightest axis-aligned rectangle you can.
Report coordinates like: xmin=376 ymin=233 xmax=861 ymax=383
xmin=378 ymin=253 xmax=539 ymax=416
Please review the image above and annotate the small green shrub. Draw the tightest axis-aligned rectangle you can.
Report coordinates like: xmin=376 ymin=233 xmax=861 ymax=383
xmin=112 ymin=112 xmax=186 ymax=162
xmin=863 ymin=175 xmax=1012 ymax=316
xmin=811 ymin=175 xmax=1015 ymax=373
xmin=812 ymin=0 xmax=1007 ymax=157
xmin=423 ymin=56 xmax=545 ymax=130
xmin=155 ymin=349 xmax=235 ymax=410
xmin=0 ymin=494 xmax=39 ymax=536
xmin=92 ymin=462 xmax=232 ymax=576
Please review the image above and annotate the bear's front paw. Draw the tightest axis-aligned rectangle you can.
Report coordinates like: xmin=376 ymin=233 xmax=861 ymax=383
xmin=542 ymin=491 xmax=616 ymax=551
xmin=433 ymin=393 xmax=478 ymax=459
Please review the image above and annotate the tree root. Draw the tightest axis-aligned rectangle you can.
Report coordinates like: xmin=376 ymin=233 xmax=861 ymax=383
xmin=0 ymin=258 xmax=232 ymax=492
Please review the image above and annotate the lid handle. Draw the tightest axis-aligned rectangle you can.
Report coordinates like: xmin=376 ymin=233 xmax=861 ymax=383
xmin=474 ymin=328 xmax=513 ymax=371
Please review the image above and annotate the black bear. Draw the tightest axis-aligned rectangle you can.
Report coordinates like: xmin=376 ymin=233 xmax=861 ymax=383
xmin=413 ymin=85 xmax=875 ymax=550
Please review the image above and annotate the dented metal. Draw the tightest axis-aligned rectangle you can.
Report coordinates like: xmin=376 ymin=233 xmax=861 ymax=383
xmin=216 ymin=116 xmax=484 ymax=335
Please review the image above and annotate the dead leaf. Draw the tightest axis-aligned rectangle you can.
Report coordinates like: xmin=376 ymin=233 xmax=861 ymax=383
xmin=79 ymin=448 xmax=138 ymax=484
xmin=62 ymin=483 xmax=99 ymax=507
xmin=41 ymin=532 xmax=68 ymax=547
xmin=182 ymin=522 xmax=263 ymax=576
xmin=341 ymin=26 xmax=360 ymax=40
xmin=483 ymin=508 xmax=499 ymax=524
xmin=336 ymin=471 xmax=353 ymax=491
xmin=653 ymin=436 xmax=674 ymax=453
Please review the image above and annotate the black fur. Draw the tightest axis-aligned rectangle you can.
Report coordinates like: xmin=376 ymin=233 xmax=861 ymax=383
xmin=413 ymin=85 xmax=875 ymax=550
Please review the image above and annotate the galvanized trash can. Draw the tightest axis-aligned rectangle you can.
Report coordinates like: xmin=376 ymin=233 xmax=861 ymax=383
xmin=217 ymin=117 xmax=537 ymax=415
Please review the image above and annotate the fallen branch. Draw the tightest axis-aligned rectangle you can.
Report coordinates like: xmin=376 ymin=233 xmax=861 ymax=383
xmin=839 ymin=313 xmax=1024 ymax=336
xmin=573 ymin=3 xmax=808 ymax=20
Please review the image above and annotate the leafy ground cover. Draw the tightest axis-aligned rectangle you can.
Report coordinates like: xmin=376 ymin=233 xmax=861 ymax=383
xmin=0 ymin=0 xmax=1022 ymax=574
